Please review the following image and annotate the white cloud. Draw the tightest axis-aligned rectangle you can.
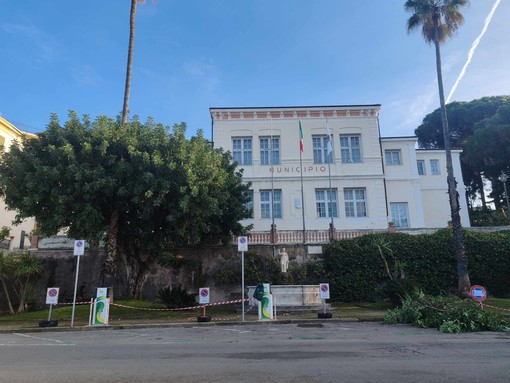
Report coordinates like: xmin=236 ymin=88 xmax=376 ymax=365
xmin=2 ymin=19 xmax=63 ymax=63
xmin=70 ymin=65 xmax=102 ymax=87
xmin=383 ymin=80 xmax=438 ymax=136
xmin=182 ymin=58 xmax=220 ymax=95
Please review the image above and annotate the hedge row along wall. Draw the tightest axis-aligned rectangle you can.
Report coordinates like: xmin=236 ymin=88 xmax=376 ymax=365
xmin=323 ymin=229 xmax=510 ymax=302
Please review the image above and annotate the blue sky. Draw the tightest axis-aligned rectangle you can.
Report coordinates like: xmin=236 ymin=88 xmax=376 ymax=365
xmin=1 ymin=1 xmax=508 ymax=139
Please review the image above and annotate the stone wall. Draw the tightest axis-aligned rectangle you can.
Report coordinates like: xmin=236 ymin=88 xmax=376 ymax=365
xmin=1 ymin=244 xmax=316 ymax=311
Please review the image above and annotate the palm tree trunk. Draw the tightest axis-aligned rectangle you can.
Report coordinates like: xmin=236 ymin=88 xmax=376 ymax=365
xmin=433 ymin=25 xmax=471 ymax=297
xmin=16 ymin=277 xmax=30 ymax=313
xmin=1 ymin=279 xmax=15 ymax=314
xmin=122 ymin=0 xmax=137 ymax=124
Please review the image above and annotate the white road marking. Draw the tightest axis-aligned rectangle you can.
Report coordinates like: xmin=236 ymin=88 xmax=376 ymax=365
xmin=13 ymin=333 xmax=64 ymax=343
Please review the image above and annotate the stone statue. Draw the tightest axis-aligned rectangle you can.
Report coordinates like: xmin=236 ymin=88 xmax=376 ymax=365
xmin=278 ymin=247 xmax=289 ymax=273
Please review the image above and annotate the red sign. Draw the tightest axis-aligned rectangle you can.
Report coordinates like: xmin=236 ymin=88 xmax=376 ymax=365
xmin=470 ymin=285 xmax=487 ymax=301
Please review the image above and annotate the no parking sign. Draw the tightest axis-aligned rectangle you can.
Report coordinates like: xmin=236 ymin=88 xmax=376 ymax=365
xmin=199 ymin=287 xmax=210 ymax=304
xmin=319 ymin=283 xmax=330 ymax=300
xmin=46 ymin=287 xmax=60 ymax=305
xmin=73 ymin=240 xmax=85 ymax=256
xmin=470 ymin=285 xmax=487 ymax=302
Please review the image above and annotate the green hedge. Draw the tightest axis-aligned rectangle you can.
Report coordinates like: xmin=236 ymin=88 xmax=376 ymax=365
xmin=323 ymin=229 xmax=510 ymax=302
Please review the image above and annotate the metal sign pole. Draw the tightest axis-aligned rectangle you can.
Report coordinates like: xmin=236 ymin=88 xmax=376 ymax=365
xmin=48 ymin=304 xmax=53 ymax=321
xmin=241 ymin=250 xmax=245 ymax=322
xmin=70 ymin=255 xmax=81 ymax=327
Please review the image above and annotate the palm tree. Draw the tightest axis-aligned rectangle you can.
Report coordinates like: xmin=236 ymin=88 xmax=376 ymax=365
xmin=0 ymin=251 xmax=15 ymax=314
xmin=121 ymin=0 xmax=145 ymax=124
xmin=404 ymin=0 xmax=471 ymax=297
xmin=109 ymin=0 xmax=149 ymax=297
xmin=15 ymin=252 xmax=42 ymax=312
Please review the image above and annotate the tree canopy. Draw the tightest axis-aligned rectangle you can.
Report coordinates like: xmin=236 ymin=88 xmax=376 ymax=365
xmin=0 ymin=112 xmax=251 ymax=297
xmin=415 ymin=96 xmax=510 ymax=150
xmin=414 ymin=96 xmax=510 ymax=213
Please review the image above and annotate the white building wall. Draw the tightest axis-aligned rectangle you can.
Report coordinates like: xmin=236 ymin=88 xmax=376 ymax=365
xmin=211 ymin=105 xmax=470 ymax=232
xmin=415 ymin=150 xmax=470 ymax=228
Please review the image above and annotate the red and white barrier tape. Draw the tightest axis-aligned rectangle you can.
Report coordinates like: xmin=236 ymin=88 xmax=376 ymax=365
xmin=57 ymin=301 xmax=93 ymax=306
xmin=482 ymin=303 xmax=510 ymax=313
xmin=109 ymin=298 xmax=251 ymax=312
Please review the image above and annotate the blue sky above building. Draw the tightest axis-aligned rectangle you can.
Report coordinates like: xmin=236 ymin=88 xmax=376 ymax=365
xmin=0 ymin=0 xmax=508 ymax=139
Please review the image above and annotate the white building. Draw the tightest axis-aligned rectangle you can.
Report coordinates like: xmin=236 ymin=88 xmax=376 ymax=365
xmin=210 ymin=105 xmax=470 ymax=236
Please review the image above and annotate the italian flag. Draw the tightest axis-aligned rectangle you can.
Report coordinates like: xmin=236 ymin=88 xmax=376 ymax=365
xmin=299 ymin=120 xmax=304 ymax=152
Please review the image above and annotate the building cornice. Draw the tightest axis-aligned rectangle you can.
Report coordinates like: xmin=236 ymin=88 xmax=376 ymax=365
xmin=0 ymin=116 xmax=37 ymax=139
xmin=210 ymin=105 xmax=381 ymax=121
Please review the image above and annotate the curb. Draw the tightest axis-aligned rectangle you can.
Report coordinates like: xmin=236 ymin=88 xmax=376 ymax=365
xmin=0 ymin=316 xmax=383 ymax=334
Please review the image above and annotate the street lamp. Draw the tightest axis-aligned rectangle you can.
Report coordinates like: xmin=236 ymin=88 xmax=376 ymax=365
xmin=498 ymin=172 xmax=510 ymax=224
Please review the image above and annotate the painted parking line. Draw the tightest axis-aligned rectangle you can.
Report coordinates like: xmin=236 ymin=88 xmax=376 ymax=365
xmin=0 ymin=333 xmax=76 ymax=347
xmin=13 ymin=333 xmax=65 ymax=343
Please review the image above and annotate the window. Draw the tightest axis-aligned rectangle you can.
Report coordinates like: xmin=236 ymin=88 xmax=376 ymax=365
xmin=430 ymin=159 xmax=440 ymax=175
xmin=232 ymin=137 xmax=252 ymax=165
xmin=315 ymin=189 xmax=338 ymax=218
xmin=344 ymin=188 xmax=367 ymax=217
xmin=390 ymin=202 xmax=410 ymax=228
xmin=243 ymin=190 xmax=254 ymax=218
xmin=260 ymin=189 xmax=282 ymax=219
xmin=260 ymin=137 xmax=280 ymax=165
xmin=417 ymin=160 xmax=426 ymax=175
xmin=385 ymin=150 xmax=401 ymax=165
xmin=340 ymin=135 xmax=361 ymax=163
xmin=312 ymin=135 xmax=334 ymax=164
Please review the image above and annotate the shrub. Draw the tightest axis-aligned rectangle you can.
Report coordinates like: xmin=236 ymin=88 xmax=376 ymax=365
xmin=383 ymin=291 xmax=508 ymax=332
xmin=323 ymin=230 xmax=510 ymax=301
xmin=157 ymin=285 xmax=197 ymax=308
xmin=384 ymin=278 xmax=420 ymax=306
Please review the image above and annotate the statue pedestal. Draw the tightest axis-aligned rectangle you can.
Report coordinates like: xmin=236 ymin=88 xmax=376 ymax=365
xmin=248 ymin=285 xmax=323 ymax=310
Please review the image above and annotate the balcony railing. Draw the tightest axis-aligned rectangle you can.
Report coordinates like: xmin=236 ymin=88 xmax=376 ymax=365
xmin=241 ymin=229 xmax=381 ymax=245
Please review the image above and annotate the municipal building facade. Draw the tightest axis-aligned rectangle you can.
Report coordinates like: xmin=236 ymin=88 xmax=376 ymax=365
xmin=210 ymin=105 xmax=470 ymax=235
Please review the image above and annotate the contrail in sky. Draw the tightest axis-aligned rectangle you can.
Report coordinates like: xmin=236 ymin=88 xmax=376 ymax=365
xmin=446 ymin=0 xmax=502 ymax=104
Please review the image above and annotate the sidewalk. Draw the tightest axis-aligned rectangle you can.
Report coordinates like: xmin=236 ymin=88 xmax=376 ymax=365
xmin=0 ymin=304 xmax=388 ymax=333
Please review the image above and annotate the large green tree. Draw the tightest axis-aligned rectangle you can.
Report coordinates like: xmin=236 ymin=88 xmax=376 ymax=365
xmin=404 ymin=0 xmax=470 ymax=296
xmin=415 ymin=96 xmax=510 ymax=210
xmin=464 ymin=104 xmax=510 ymax=210
xmin=0 ymin=113 xmax=251 ymax=298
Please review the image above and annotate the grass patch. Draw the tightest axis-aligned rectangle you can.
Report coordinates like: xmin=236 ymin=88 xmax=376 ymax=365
xmin=0 ymin=300 xmax=238 ymax=328
xmin=485 ymin=298 xmax=510 ymax=309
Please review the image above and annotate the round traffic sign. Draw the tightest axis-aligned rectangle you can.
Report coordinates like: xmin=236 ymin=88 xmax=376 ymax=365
xmin=470 ymin=285 xmax=487 ymax=301
xmin=200 ymin=288 xmax=209 ymax=297
xmin=239 ymin=237 xmax=247 ymax=244
xmin=76 ymin=240 xmax=84 ymax=248
xmin=48 ymin=288 xmax=58 ymax=297
xmin=320 ymin=284 xmax=329 ymax=292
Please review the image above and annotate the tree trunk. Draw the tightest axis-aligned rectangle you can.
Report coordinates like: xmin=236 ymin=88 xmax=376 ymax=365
xmin=1 ymin=279 xmax=15 ymax=314
xmin=478 ymin=174 xmax=488 ymax=210
xmin=434 ymin=25 xmax=470 ymax=297
xmin=102 ymin=210 xmax=119 ymax=300
xmin=16 ymin=277 xmax=30 ymax=313
xmin=122 ymin=248 xmax=152 ymax=299
xmin=121 ymin=0 xmax=137 ymax=124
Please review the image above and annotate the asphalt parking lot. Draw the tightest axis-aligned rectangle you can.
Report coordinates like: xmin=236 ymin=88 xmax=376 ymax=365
xmin=0 ymin=321 xmax=509 ymax=383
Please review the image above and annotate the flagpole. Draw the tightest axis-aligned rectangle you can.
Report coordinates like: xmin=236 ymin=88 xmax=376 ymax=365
xmin=270 ymin=115 xmax=275 ymax=257
xmin=326 ymin=118 xmax=335 ymax=241
xmin=299 ymin=120 xmax=306 ymax=244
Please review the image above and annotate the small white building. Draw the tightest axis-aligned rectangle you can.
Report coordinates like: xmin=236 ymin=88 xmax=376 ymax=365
xmin=210 ymin=105 xmax=469 ymax=236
